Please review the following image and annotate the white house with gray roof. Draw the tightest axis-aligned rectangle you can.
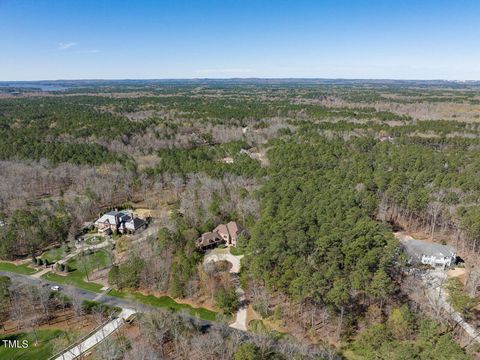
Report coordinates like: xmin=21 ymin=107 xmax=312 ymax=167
xmin=396 ymin=233 xmax=456 ymax=269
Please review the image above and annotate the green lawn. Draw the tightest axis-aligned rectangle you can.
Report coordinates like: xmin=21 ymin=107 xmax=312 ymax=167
xmin=109 ymin=289 xmax=218 ymax=321
xmin=41 ymin=250 xmax=109 ymax=293
xmin=0 ymin=262 xmax=38 ymax=275
xmin=41 ymin=272 xmax=104 ymax=292
xmin=40 ymin=247 xmax=66 ymax=264
xmin=0 ymin=329 xmax=66 ymax=360
xmin=84 ymin=235 xmax=103 ymax=245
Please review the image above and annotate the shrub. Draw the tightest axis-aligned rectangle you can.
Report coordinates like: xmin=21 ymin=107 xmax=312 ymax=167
xmin=214 ymin=286 xmax=239 ymax=314
xmin=445 ymin=278 xmax=479 ymax=319
xmin=234 ymin=343 xmax=260 ymax=360
xmin=82 ymin=300 xmax=120 ymax=316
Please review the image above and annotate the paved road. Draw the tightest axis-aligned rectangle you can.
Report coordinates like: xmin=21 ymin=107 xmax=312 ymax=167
xmin=0 ymin=266 xmax=211 ymax=360
xmin=0 ymin=271 xmax=168 ymax=315
xmin=54 ymin=308 xmax=136 ymax=360
xmin=204 ymin=248 xmax=247 ymax=331
xmin=130 ymin=224 xmax=159 ymax=246
xmin=204 ymin=248 xmax=243 ymax=274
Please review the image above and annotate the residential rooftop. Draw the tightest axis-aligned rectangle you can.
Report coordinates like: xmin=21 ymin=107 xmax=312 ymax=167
xmin=396 ymin=233 xmax=456 ymax=260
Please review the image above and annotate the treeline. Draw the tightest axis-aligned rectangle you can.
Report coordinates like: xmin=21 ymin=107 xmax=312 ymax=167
xmin=150 ymin=141 xmax=265 ymax=178
xmin=107 ymin=213 xmax=203 ymax=300
xmin=0 ymin=97 xmax=150 ymax=138
xmin=365 ymin=138 xmax=480 ymax=252
xmin=290 ymin=118 xmax=480 ymax=138
xmin=350 ymin=305 xmax=471 ymax=359
xmin=0 ymin=138 xmax=119 ymax=165
xmin=96 ymin=310 xmax=340 ymax=360
xmin=237 ymin=132 xmax=480 ymax=344
xmin=0 ymin=208 xmax=70 ymax=259
xmin=244 ymin=139 xmax=398 ymax=328
xmin=0 ymin=97 xmax=152 ymax=165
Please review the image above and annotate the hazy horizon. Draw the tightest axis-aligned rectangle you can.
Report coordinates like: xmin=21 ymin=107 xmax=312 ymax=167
xmin=2 ymin=77 xmax=480 ymax=83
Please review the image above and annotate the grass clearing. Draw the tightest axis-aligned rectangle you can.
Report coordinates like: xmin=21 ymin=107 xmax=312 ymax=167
xmin=109 ymin=289 xmax=218 ymax=321
xmin=40 ymin=247 xmax=67 ymax=264
xmin=0 ymin=262 xmax=38 ymax=275
xmin=0 ymin=329 xmax=67 ymax=360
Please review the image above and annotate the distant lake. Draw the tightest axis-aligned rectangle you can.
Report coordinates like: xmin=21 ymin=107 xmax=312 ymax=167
xmin=0 ymin=83 xmax=69 ymax=91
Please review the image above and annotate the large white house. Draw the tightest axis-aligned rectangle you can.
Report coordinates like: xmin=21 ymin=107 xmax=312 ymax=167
xmin=94 ymin=210 xmax=146 ymax=234
xmin=396 ymin=233 xmax=456 ymax=269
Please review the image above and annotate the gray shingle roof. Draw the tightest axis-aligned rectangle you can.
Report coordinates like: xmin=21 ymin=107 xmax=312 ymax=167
xmin=399 ymin=235 xmax=456 ymax=260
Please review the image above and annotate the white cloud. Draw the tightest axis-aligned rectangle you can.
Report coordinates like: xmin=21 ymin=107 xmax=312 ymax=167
xmin=73 ymin=49 xmax=100 ymax=54
xmin=58 ymin=42 xmax=77 ymax=50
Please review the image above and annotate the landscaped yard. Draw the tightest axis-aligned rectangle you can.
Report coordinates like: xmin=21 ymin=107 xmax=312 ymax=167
xmin=84 ymin=235 xmax=104 ymax=245
xmin=40 ymin=247 xmax=67 ymax=264
xmin=0 ymin=262 xmax=38 ymax=275
xmin=41 ymin=250 xmax=110 ymax=293
xmin=0 ymin=329 xmax=67 ymax=360
xmin=109 ymin=289 xmax=218 ymax=321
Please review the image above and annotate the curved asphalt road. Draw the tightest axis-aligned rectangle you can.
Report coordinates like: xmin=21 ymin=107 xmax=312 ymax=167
xmin=0 ymin=271 xmax=210 ymax=327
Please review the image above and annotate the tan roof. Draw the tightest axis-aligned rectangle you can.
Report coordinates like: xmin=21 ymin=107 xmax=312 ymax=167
xmin=214 ymin=221 xmax=241 ymax=241
xmin=226 ymin=221 xmax=239 ymax=236
xmin=213 ymin=224 xmax=228 ymax=236
xmin=197 ymin=231 xmax=223 ymax=247
xmin=198 ymin=221 xmax=242 ymax=248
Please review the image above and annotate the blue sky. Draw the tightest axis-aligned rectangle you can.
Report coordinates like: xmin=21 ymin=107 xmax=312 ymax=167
xmin=1 ymin=0 xmax=479 ymax=80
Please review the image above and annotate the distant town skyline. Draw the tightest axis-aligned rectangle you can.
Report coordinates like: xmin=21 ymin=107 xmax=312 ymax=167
xmin=1 ymin=0 xmax=480 ymax=81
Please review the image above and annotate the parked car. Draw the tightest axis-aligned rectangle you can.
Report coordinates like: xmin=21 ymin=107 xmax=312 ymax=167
xmin=50 ymin=285 xmax=61 ymax=291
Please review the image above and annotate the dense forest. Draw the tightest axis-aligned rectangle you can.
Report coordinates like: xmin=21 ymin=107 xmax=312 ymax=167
xmin=2 ymin=80 xmax=480 ymax=358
